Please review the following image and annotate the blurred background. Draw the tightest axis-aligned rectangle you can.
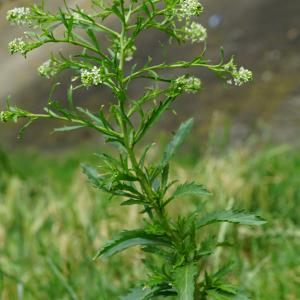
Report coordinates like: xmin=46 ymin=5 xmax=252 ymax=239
xmin=0 ymin=1 xmax=299 ymax=299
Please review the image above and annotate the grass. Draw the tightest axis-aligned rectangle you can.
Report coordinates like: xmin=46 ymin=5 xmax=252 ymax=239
xmin=0 ymin=140 xmax=299 ymax=299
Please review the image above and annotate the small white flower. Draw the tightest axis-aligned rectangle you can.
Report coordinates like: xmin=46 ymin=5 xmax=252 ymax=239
xmin=175 ymin=76 xmax=202 ymax=94
xmin=7 ymin=7 xmax=32 ymax=26
xmin=226 ymin=66 xmax=253 ymax=86
xmin=8 ymin=38 xmax=27 ymax=55
xmin=179 ymin=0 xmax=203 ymax=19
xmin=80 ymin=66 xmax=103 ymax=87
xmin=224 ymin=60 xmax=253 ymax=86
xmin=232 ymin=67 xmax=253 ymax=86
xmin=185 ymin=22 xmax=207 ymax=43
xmin=38 ymin=59 xmax=60 ymax=78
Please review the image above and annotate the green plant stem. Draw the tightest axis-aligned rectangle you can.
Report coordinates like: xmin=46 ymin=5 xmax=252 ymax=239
xmin=123 ymin=61 xmax=221 ymax=83
xmin=116 ymin=4 xmax=174 ymax=236
xmin=49 ymin=38 xmax=107 ymax=60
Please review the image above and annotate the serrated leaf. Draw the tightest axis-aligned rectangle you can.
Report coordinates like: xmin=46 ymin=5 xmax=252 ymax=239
xmin=161 ymin=118 xmax=194 ymax=167
xmin=196 ymin=210 xmax=266 ymax=229
xmin=173 ymin=182 xmax=211 ymax=198
xmin=95 ymin=230 xmax=171 ymax=259
xmin=174 ymin=264 xmax=198 ymax=300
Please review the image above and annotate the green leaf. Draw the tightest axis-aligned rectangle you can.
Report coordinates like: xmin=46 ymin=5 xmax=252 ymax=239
xmin=81 ymin=164 xmax=106 ymax=189
xmin=121 ymin=199 xmax=145 ymax=206
xmin=120 ymin=287 xmax=154 ymax=300
xmin=95 ymin=230 xmax=171 ymax=259
xmin=207 ymin=289 xmax=250 ymax=300
xmin=135 ymin=96 xmax=177 ymax=143
xmin=161 ymin=118 xmax=194 ymax=167
xmin=196 ymin=210 xmax=266 ymax=229
xmin=67 ymin=85 xmax=74 ymax=108
xmin=174 ymin=264 xmax=198 ymax=300
xmin=77 ymin=107 xmax=104 ymax=126
xmin=54 ymin=125 xmax=86 ymax=132
xmin=86 ymin=28 xmax=101 ymax=51
xmin=172 ymin=182 xmax=211 ymax=198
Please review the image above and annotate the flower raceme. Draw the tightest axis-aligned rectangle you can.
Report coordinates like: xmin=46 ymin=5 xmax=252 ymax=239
xmin=6 ymin=2 xmax=252 ymax=88
xmin=225 ymin=60 xmax=253 ymax=86
xmin=6 ymin=7 xmax=32 ymax=26
xmin=179 ymin=0 xmax=204 ymax=19
xmin=38 ymin=59 xmax=60 ymax=79
xmin=80 ymin=67 xmax=103 ymax=87
xmin=8 ymin=38 xmax=28 ymax=55
xmin=231 ymin=66 xmax=253 ymax=86
xmin=184 ymin=22 xmax=207 ymax=43
xmin=175 ymin=76 xmax=202 ymax=94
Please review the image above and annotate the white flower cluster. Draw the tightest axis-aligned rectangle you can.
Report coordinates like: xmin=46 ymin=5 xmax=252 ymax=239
xmin=175 ymin=76 xmax=202 ymax=94
xmin=227 ymin=66 xmax=253 ymax=86
xmin=179 ymin=0 xmax=203 ymax=19
xmin=80 ymin=66 xmax=103 ymax=87
xmin=38 ymin=59 xmax=60 ymax=79
xmin=8 ymin=38 xmax=27 ymax=55
xmin=185 ymin=22 xmax=207 ymax=43
xmin=6 ymin=7 xmax=32 ymax=26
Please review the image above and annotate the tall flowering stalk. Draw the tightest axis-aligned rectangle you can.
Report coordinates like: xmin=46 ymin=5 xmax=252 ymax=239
xmin=1 ymin=1 xmax=262 ymax=299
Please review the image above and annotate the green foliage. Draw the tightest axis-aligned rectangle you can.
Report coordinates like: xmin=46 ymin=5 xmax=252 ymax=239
xmin=196 ymin=210 xmax=266 ymax=228
xmin=1 ymin=0 xmax=261 ymax=298
xmin=174 ymin=264 xmax=198 ymax=300
xmin=161 ymin=118 xmax=194 ymax=167
xmin=0 ymin=145 xmax=299 ymax=299
xmin=172 ymin=182 xmax=211 ymax=198
xmin=96 ymin=229 xmax=171 ymax=258
xmin=121 ymin=287 xmax=155 ymax=300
